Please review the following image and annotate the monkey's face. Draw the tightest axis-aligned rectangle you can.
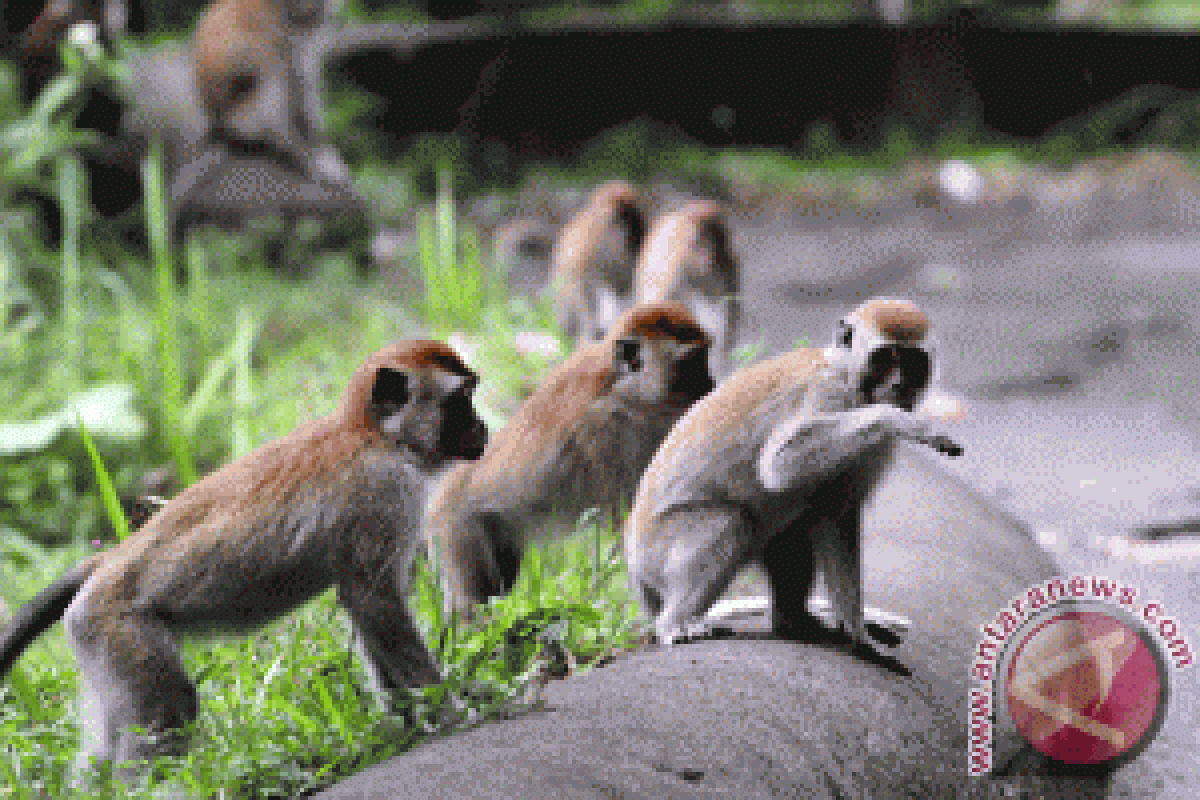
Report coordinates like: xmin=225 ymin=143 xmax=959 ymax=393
xmin=826 ymin=298 xmax=934 ymax=412
xmin=612 ymin=336 xmax=715 ymax=411
xmin=369 ymin=364 xmax=488 ymax=465
xmin=857 ymin=343 xmax=931 ymax=412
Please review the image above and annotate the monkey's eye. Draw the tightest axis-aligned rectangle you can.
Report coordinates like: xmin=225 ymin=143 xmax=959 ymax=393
xmin=616 ymin=339 xmax=643 ymax=373
xmin=838 ymin=321 xmax=854 ymax=348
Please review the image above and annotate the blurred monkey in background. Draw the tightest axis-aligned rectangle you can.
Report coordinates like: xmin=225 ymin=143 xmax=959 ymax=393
xmin=549 ymin=181 xmax=648 ymax=344
xmin=635 ymin=200 xmax=740 ymax=377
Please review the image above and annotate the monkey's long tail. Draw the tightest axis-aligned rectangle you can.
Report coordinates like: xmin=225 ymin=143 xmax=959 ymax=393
xmin=0 ymin=558 xmax=96 ymax=678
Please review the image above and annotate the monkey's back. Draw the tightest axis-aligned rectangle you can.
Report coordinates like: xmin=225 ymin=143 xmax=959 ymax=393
xmin=629 ymin=348 xmax=827 ymax=530
xmin=458 ymin=342 xmax=671 ymax=528
xmin=77 ymin=417 xmax=402 ymax=632
xmin=635 ymin=221 xmax=732 ymax=304
xmin=551 ymin=204 xmax=636 ymax=296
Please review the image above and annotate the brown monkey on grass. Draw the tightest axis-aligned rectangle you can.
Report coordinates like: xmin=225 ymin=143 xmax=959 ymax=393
xmin=0 ymin=340 xmax=486 ymax=774
xmin=426 ymin=303 xmax=715 ymax=617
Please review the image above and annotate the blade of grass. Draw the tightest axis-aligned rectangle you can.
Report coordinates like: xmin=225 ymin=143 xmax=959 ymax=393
xmin=56 ymin=155 xmax=85 ymax=385
xmin=143 ymin=138 xmax=197 ymax=487
xmin=76 ymin=417 xmax=131 ymax=542
xmin=185 ymin=237 xmax=214 ymax=357
xmin=231 ymin=307 xmax=259 ymax=459
xmin=416 ymin=208 xmax=441 ymax=331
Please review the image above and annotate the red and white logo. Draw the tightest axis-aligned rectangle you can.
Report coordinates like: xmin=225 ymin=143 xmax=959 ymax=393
xmin=1003 ymin=607 xmax=1166 ymax=765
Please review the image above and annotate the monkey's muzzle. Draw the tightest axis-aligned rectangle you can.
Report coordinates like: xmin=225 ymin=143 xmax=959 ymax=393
xmin=860 ymin=345 xmax=930 ymax=412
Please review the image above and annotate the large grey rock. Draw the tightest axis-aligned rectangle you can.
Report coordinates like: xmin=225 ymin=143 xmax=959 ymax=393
xmin=122 ymin=42 xmax=365 ymax=238
xmin=316 ymin=447 xmax=1153 ymax=799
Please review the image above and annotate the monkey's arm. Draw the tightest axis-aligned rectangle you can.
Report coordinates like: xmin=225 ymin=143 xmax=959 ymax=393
xmin=0 ymin=558 xmax=96 ymax=677
xmin=758 ymin=404 xmax=961 ymax=492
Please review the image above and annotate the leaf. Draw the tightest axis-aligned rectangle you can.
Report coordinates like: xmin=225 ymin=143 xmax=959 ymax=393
xmin=0 ymin=384 xmax=146 ymax=455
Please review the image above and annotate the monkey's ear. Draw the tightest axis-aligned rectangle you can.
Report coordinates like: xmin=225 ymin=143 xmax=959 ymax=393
xmin=436 ymin=370 xmax=477 ymax=397
xmin=371 ymin=367 xmax=411 ymax=410
xmin=614 ymin=339 xmax=643 ymax=373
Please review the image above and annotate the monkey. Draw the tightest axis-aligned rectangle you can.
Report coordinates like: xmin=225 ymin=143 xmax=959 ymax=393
xmin=634 ymin=200 xmax=740 ymax=377
xmin=15 ymin=0 xmax=145 ymax=104
xmin=0 ymin=340 xmax=487 ymax=774
xmin=624 ymin=296 xmax=963 ymax=649
xmin=548 ymin=181 xmax=648 ymax=344
xmin=425 ymin=303 xmax=715 ymax=618
xmin=188 ymin=0 xmax=336 ymax=186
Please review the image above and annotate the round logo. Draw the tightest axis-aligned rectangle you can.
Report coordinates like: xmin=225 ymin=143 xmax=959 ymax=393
xmin=1002 ymin=607 xmax=1167 ymax=766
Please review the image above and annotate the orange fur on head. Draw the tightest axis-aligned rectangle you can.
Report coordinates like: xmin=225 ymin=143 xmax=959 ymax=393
xmin=678 ymin=199 xmax=724 ymax=224
xmin=612 ymin=302 xmax=711 ymax=346
xmin=338 ymin=339 xmax=475 ymax=429
xmin=856 ymin=298 xmax=929 ymax=344
xmin=475 ymin=303 xmax=710 ymax=478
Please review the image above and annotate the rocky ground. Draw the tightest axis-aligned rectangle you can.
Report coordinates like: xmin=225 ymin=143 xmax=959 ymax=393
xmin=363 ymin=154 xmax=1200 ymax=796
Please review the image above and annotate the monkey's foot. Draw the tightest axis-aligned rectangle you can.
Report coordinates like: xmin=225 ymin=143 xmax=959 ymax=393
xmin=773 ymin=610 xmax=843 ymax=644
xmin=808 ymin=596 xmax=911 ymax=647
xmin=659 ymin=618 xmax=737 ymax=646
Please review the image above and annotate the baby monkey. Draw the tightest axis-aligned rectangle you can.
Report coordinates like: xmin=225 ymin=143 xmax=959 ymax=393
xmin=0 ymin=340 xmax=486 ymax=774
xmin=625 ymin=297 xmax=962 ymax=649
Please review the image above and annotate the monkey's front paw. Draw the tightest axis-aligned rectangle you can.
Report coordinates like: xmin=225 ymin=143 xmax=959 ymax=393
xmin=884 ymin=411 xmax=963 ymax=456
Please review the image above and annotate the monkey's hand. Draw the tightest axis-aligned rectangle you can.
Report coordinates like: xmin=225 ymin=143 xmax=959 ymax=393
xmin=923 ymin=434 xmax=964 ymax=457
xmin=759 ymin=404 xmax=948 ymax=491
xmin=866 ymin=405 xmax=963 ymax=457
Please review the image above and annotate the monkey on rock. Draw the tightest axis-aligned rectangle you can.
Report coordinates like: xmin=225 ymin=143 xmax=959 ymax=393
xmin=625 ymin=297 xmax=962 ymax=650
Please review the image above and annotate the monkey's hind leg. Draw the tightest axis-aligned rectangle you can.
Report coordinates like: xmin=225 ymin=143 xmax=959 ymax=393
xmin=761 ymin=517 xmax=827 ymax=643
xmin=814 ymin=513 xmax=867 ymax=648
xmin=63 ymin=597 xmax=198 ymax=774
xmin=645 ymin=507 xmax=752 ymax=645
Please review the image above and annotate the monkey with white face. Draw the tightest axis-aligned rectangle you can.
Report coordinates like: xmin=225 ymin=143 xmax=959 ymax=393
xmin=625 ymin=297 xmax=962 ymax=648
xmin=634 ymin=200 xmax=740 ymax=377
xmin=425 ymin=303 xmax=715 ymax=617
xmin=0 ymin=340 xmax=486 ymax=774
xmin=548 ymin=181 xmax=648 ymax=344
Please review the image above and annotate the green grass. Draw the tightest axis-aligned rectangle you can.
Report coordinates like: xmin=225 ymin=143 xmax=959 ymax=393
xmin=0 ymin=38 xmax=636 ymax=797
